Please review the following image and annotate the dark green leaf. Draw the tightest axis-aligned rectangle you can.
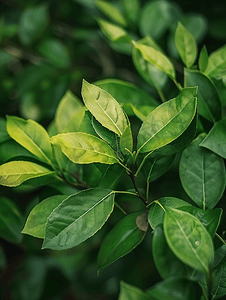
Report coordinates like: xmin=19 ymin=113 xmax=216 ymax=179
xmin=179 ymin=134 xmax=226 ymax=209
xmin=97 ymin=163 xmax=123 ymax=188
xmin=0 ymin=118 xmax=10 ymax=144
xmin=120 ymin=123 xmax=133 ymax=155
xmin=43 ymin=188 xmax=115 ymax=250
xmin=98 ymin=212 xmax=146 ymax=270
xmin=199 ymin=46 xmax=209 ymax=73
xmin=119 ymin=281 xmax=153 ymax=300
xmin=213 ymin=245 xmax=226 ymax=268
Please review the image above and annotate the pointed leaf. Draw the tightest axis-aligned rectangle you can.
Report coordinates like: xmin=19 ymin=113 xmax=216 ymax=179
xmin=205 ymin=44 xmax=226 ymax=79
xmin=97 ymin=19 xmax=131 ymax=43
xmin=164 ymin=207 xmax=214 ymax=273
xmin=119 ymin=281 xmax=153 ymax=300
xmin=43 ymin=188 xmax=114 ymax=250
xmin=199 ymin=46 xmax=209 ymax=73
xmin=133 ymin=41 xmax=176 ymax=80
xmin=22 ymin=195 xmax=67 ymax=238
xmin=185 ymin=69 xmax=221 ymax=122
xmin=50 ymin=132 xmax=118 ymax=164
xmin=82 ymin=80 xmax=127 ymax=136
xmin=175 ymin=22 xmax=197 ymax=68
xmin=200 ymin=118 xmax=226 ymax=159
xmin=0 ymin=161 xmax=55 ymax=187
xmin=98 ymin=212 xmax=146 ymax=270
xmin=179 ymin=134 xmax=226 ymax=209
xmin=137 ymin=87 xmax=197 ymax=153
xmin=6 ymin=116 xmax=53 ymax=164
xmin=120 ymin=123 xmax=133 ymax=155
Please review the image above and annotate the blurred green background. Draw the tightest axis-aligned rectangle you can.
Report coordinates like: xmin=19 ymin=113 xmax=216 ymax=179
xmin=0 ymin=0 xmax=226 ymax=299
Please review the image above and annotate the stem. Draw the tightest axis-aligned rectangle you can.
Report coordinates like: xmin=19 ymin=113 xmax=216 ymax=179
xmin=156 ymin=87 xmax=166 ymax=102
xmin=216 ymin=233 xmax=226 ymax=245
xmin=129 ymin=170 xmax=148 ymax=206
xmin=134 ymin=151 xmax=153 ymax=177
xmin=115 ymin=202 xmax=127 ymax=215
xmin=114 ymin=190 xmax=137 ymax=197
xmin=117 ymin=160 xmax=131 ymax=173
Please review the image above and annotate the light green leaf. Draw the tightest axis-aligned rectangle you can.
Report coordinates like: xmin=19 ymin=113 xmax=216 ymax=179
xmin=119 ymin=281 xmax=152 ymax=300
xmin=63 ymin=107 xmax=87 ymax=133
xmin=133 ymin=41 xmax=176 ymax=80
xmin=6 ymin=115 xmax=53 ymax=165
xmin=205 ymin=44 xmax=226 ymax=79
xmin=43 ymin=188 xmax=115 ymax=250
xmin=137 ymin=87 xmax=197 ymax=153
xmin=175 ymin=22 xmax=197 ymax=68
xmin=120 ymin=123 xmax=133 ymax=155
xmin=55 ymin=90 xmax=83 ymax=132
xmin=199 ymin=46 xmax=209 ymax=73
xmin=185 ymin=69 xmax=221 ymax=122
xmin=98 ymin=212 xmax=146 ymax=270
xmin=200 ymin=118 xmax=226 ymax=159
xmin=97 ymin=19 xmax=131 ymax=43
xmin=82 ymin=80 xmax=127 ymax=136
xmin=179 ymin=134 xmax=226 ymax=209
xmin=164 ymin=207 xmax=214 ymax=273
xmin=0 ymin=161 xmax=55 ymax=187
xmin=19 ymin=3 xmax=49 ymax=45
xmin=96 ymin=0 xmax=127 ymax=27
xmin=22 ymin=195 xmax=67 ymax=238
xmin=50 ymin=132 xmax=118 ymax=164
xmin=0 ymin=197 xmax=23 ymax=244
xmin=124 ymin=104 xmax=155 ymax=121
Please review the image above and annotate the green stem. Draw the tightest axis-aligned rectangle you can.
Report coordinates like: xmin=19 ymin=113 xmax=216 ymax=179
xmin=134 ymin=151 xmax=153 ymax=177
xmin=155 ymin=200 xmax=165 ymax=211
xmin=117 ymin=160 xmax=131 ymax=173
xmin=114 ymin=190 xmax=137 ymax=197
xmin=216 ymin=233 xmax=226 ymax=245
xmin=115 ymin=202 xmax=127 ymax=214
xmin=129 ymin=171 xmax=148 ymax=206
xmin=157 ymin=87 xmax=166 ymax=102
xmin=173 ymin=79 xmax=182 ymax=91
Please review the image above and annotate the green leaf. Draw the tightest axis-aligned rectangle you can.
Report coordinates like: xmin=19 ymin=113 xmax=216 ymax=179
xmin=164 ymin=207 xmax=214 ymax=273
xmin=148 ymin=197 xmax=191 ymax=230
xmin=22 ymin=195 xmax=67 ymax=239
xmin=179 ymin=134 xmax=226 ymax=209
xmin=97 ymin=19 xmax=131 ymax=43
xmin=199 ymin=46 xmax=209 ymax=73
xmin=121 ymin=0 xmax=140 ymax=26
xmin=6 ymin=116 xmax=53 ymax=165
xmin=94 ymin=78 xmax=158 ymax=112
xmin=43 ymin=188 xmax=115 ymax=250
xmin=0 ymin=197 xmax=23 ymax=244
xmin=120 ymin=123 xmax=133 ymax=155
xmin=137 ymin=87 xmax=197 ymax=153
xmin=133 ymin=41 xmax=176 ymax=80
xmin=124 ymin=104 xmax=155 ymax=121
xmin=97 ymin=163 xmax=123 ymax=188
xmin=213 ymin=245 xmax=226 ymax=268
xmin=50 ymin=132 xmax=118 ymax=164
xmin=205 ymin=44 xmax=226 ymax=79
xmin=119 ymin=281 xmax=153 ymax=300
xmin=147 ymin=277 xmax=201 ymax=300
xmin=0 ymin=161 xmax=55 ymax=187
xmin=19 ymin=3 xmax=49 ymax=45
xmin=82 ymin=80 xmax=127 ymax=136
xmin=37 ymin=38 xmax=70 ymax=69
xmin=200 ymin=118 xmax=226 ymax=159
xmin=98 ymin=212 xmax=146 ymax=270
xmin=132 ymin=36 xmax=168 ymax=89
xmin=178 ymin=206 xmax=222 ymax=237
xmin=0 ymin=118 xmax=10 ymax=144
xmin=175 ymin=22 xmax=197 ymax=68
xmin=55 ymin=90 xmax=83 ymax=132
xmin=96 ymin=0 xmax=127 ymax=27
xmin=184 ymin=69 xmax=221 ymax=122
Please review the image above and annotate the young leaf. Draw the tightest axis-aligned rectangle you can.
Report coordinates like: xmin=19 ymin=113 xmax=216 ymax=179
xmin=205 ymin=44 xmax=226 ymax=79
xmin=175 ymin=22 xmax=197 ymax=68
xmin=185 ymin=69 xmax=221 ymax=122
xmin=22 ymin=195 xmax=67 ymax=239
xmin=0 ymin=197 xmax=23 ymax=244
xmin=148 ymin=197 xmax=191 ymax=230
xmin=200 ymin=118 xmax=226 ymax=159
xmin=97 ymin=19 xmax=131 ymax=43
xmin=199 ymin=46 xmax=209 ymax=73
xmin=50 ymin=132 xmax=118 ymax=164
xmin=6 ymin=116 xmax=53 ymax=165
xmin=164 ymin=207 xmax=214 ymax=273
xmin=98 ymin=212 xmax=146 ymax=271
xmin=120 ymin=123 xmax=133 ymax=155
xmin=0 ymin=161 xmax=55 ymax=187
xmin=137 ymin=87 xmax=197 ymax=153
xmin=43 ymin=188 xmax=115 ymax=250
xmin=179 ymin=134 xmax=226 ymax=209
xmin=82 ymin=80 xmax=127 ymax=136
xmin=133 ymin=41 xmax=176 ymax=80
xmin=119 ymin=281 xmax=152 ymax=300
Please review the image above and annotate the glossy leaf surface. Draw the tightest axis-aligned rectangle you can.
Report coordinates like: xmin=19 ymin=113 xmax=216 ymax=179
xmin=119 ymin=281 xmax=152 ymax=300
xmin=0 ymin=161 xmax=55 ymax=187
xmin=180 ymin=134 xmax=226 ymax=209
xmin=200 ymin=118 xmax=226 ymax=159
xmin=175 ymin=22 xmax=197 ymax=68
xmin=205 ymin=44 xmax=226 ymax=79
xmin=43 ymin=189 xmax=114 ymax=250
xmin=185 ymin=69 xmax=221 ymax=122
xmin=164 ymin=207 xmax=214 ymax=273
xmin=98 ymin=212 xmax=146 ymax=270
xmin=82 ymin=80 xmax=127 ymax=136
xmin=50 ymin=132 xmax=118 ymax=164
xmin=6 ymin=116 xmax=53 ymax=164
xmin=137 ymin=87 xmax=197 ymax=153
xmin=22 ymin=195 xmax=67 ymax=238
